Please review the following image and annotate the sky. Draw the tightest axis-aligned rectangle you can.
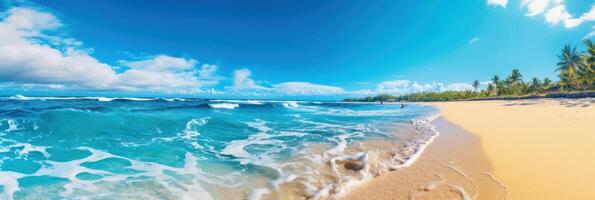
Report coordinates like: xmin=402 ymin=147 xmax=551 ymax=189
xmin=0 ymin=0 xmax=594 ymax=99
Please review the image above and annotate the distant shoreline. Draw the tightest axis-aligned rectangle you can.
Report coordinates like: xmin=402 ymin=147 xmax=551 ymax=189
xmin=345 ymin=91 xmax=595 ymax=103
xmin=462 ymin=91 xmax=595 ymax=101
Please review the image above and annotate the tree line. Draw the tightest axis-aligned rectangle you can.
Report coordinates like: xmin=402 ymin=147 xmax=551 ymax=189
xmin=345 ymin=39 xmax=595 ymax=102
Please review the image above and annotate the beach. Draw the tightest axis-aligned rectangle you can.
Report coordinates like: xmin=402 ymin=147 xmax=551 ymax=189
xmin=342 ymin=118 xmax=504 ymax=200
xmin=344 ymin=98 xmax=594 ymax=200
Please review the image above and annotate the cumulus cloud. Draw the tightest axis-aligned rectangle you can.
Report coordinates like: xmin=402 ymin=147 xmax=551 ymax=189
xmin=119 ymin=55 xmax=197 ymax=71
xmin=0 ymin=7 xmax=222 ymax=93
xmin=230 ymin=68 xmax=268 ymax=91
xmin=545 ymin=3 xmax=575 ymax=27
xmin=445 ymin=83 xmax=476 ymax=91
xmin=487 ymin=0 xmax=508 ymax=8
xmin=521 ymin=0 xmax=554 ymax=16
xmin=489 ymin=0 xmax=595 ymax=37
xmin=468 ymin=37 xmax=481 ymax=44
xmin=0 ymin=7 xmax=118 ymax=89
xmin=115 ymin=55 xmax=221 ymax=91
xmin=272 ymin=82 xmax=344 ymax=95
xmin=539 ymin=2 xmax=595 ymax=31
xmin=227 ymin=69 xmax=344 ymax=96
xmin=518 ymin=0 xmax=595 ymax=28
xmin=198 ymin=64 xmax=218 ymax=78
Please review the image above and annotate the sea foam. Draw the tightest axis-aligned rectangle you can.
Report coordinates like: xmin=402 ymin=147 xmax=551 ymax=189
xmin=0 ymin=98 xmax=438 ymax=200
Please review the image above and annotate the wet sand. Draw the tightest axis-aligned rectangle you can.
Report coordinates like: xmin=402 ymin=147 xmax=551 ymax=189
xmin=343 ymin=118 xmax=506 ymax=200
xmin=432 ymin=99 xmax=595 ymax=199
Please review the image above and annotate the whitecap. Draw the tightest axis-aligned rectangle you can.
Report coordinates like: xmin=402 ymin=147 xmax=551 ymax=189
xmin=211 ymin=99 xmax=263 ymax=105
xmin=180 ymin=117 xmax=209 ymax=140
xmin=4 ymin=119 xmax=20 ymax=132
xmin=208 ymin=103 xmax=239 ymax=109
xmin=95 ymin=97 xmax=115 ymax=102
xmin=281 ymin=101 xmax=299 ymax=108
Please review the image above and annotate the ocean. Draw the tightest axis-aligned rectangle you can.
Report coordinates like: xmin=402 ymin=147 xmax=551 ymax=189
xmin=0 ymin=95 xmax=438 ymax=200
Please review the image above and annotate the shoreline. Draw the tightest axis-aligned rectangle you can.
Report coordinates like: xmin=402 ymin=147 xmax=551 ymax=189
xmin=268 ymin=112 xmax=443 ymax=200
xmin=342 ymin=117 xmax=505 ymax=199
xmin=343 ymin=90 xmax=595 ymax=103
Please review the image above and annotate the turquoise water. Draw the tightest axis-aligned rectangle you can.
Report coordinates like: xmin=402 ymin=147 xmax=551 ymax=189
xmin=0 ymin=96 xmax=437 ymax=200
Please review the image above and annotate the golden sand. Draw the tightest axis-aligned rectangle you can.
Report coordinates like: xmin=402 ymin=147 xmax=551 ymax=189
xmin=432 ymin=99 xmax=595 ymax=200
xmin=343 ymin=118 xmax=506 ymax=200
xmin=344 ymin=98 xmax=594 ymax=200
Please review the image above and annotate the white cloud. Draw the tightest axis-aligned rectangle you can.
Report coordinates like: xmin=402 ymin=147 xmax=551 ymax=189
xmin=115 ymin=55 xmax=221 ymax=91
xmin=230 ymin=68 xmax=268 ymax=91
xmin=227 ymin=69 xmax=344 ymax=96
xmin=521 ymin=0 xmax=554 ymax=16
xmin=0 ymin=7 xmax=222 ymax=94
xmin=468 ymin=37 xmax=481 ymax=44
xmin=516 ymin=0 xmax=595 ymax=29
xmin=377 ymin=80 xmax=410 ymax=89
xmin=488 ymin=0 xmax=595 ymax=37
xmin=272 ymin=82 xmax=344 ymax=95
xmin=198 ymin=64 xmax=218 ymax=78
xmin=545 ymin=3 xmax=576 ymax=27
xmin=445 ymin=83 xmax=475 ymax=91
xmin=119 ymin=54 xmax=197 ymax=71
xmin=487 ymin=0 xmax=508 ymax=8
xmin=544 ymin=3 xmax=595 ymax=28
xmin=0 ymin=7 xmax=118 ymax=89
xmin=113 ymin=67 xmax=483 ymax=97
xmin=367 ymin=79 xmax=475 ymax=96
xmin=1 ymin=7 xmax=61 ymax=34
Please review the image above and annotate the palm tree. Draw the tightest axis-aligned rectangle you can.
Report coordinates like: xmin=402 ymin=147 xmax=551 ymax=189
xmin=491 ymin=75 xmax=500 ymax=85
xmin=579 ymin=39 xmax=594 ymax=89
xmin=558 ymin=72 xmax=576 ymax=91
xmin=472 ymin=80 xmax=480 ymax=91
xmin=487 ymin=83 xmax=496 ymax=96
xmin=577 ymin=64 xmax=593 ymax=90
xmin=557 ymin=45 xmax=581 ymax=75
xmin=543 ymin=77 xmax=552 ymax=89
xmin=557 ymin=45 xmax=582 ymax=89
xmin=505 ymin=69 xmax=523 ymax=94
xmin=583 ymin=39 xmax=595 ymax=67
xmin=529 ymin=77 xmax=543 ymax=94
xmin=509 ymin=69 xmax=523 ymax=84
xmin=491 ymin=75 xmax=503 ymax=95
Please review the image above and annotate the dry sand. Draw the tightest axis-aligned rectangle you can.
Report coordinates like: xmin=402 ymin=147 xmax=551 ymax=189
xmin=432 ymin=98 xmax=595 ymax=200
xmin=343 ymin=98 xmax=594 ymax=200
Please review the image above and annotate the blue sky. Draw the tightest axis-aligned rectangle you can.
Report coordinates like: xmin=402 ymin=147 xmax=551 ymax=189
xmin=0 ymin=0 xmax=593 ymax=99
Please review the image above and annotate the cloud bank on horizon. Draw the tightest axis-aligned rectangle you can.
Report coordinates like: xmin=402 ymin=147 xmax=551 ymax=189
xmin=0 ymin=1 xmax=592 ymax=98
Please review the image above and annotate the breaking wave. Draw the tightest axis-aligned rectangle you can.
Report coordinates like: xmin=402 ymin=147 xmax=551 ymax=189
xmin=0 ymin=98 xmax=438 ymax=200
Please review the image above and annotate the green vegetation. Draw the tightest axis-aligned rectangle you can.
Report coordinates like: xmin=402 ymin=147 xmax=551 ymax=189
xmin=345 ymin=39 xmax=595 ymax=102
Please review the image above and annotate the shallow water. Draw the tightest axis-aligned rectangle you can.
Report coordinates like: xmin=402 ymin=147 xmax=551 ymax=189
xmin=0 ymin=96 xmax=437 ymax=200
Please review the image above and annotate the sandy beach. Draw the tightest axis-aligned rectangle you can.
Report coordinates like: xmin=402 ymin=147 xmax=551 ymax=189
xmin=343 ymin=118 xmax=505 ymax=200
xmin=344 ymin=98 xmax=594 ymax=200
